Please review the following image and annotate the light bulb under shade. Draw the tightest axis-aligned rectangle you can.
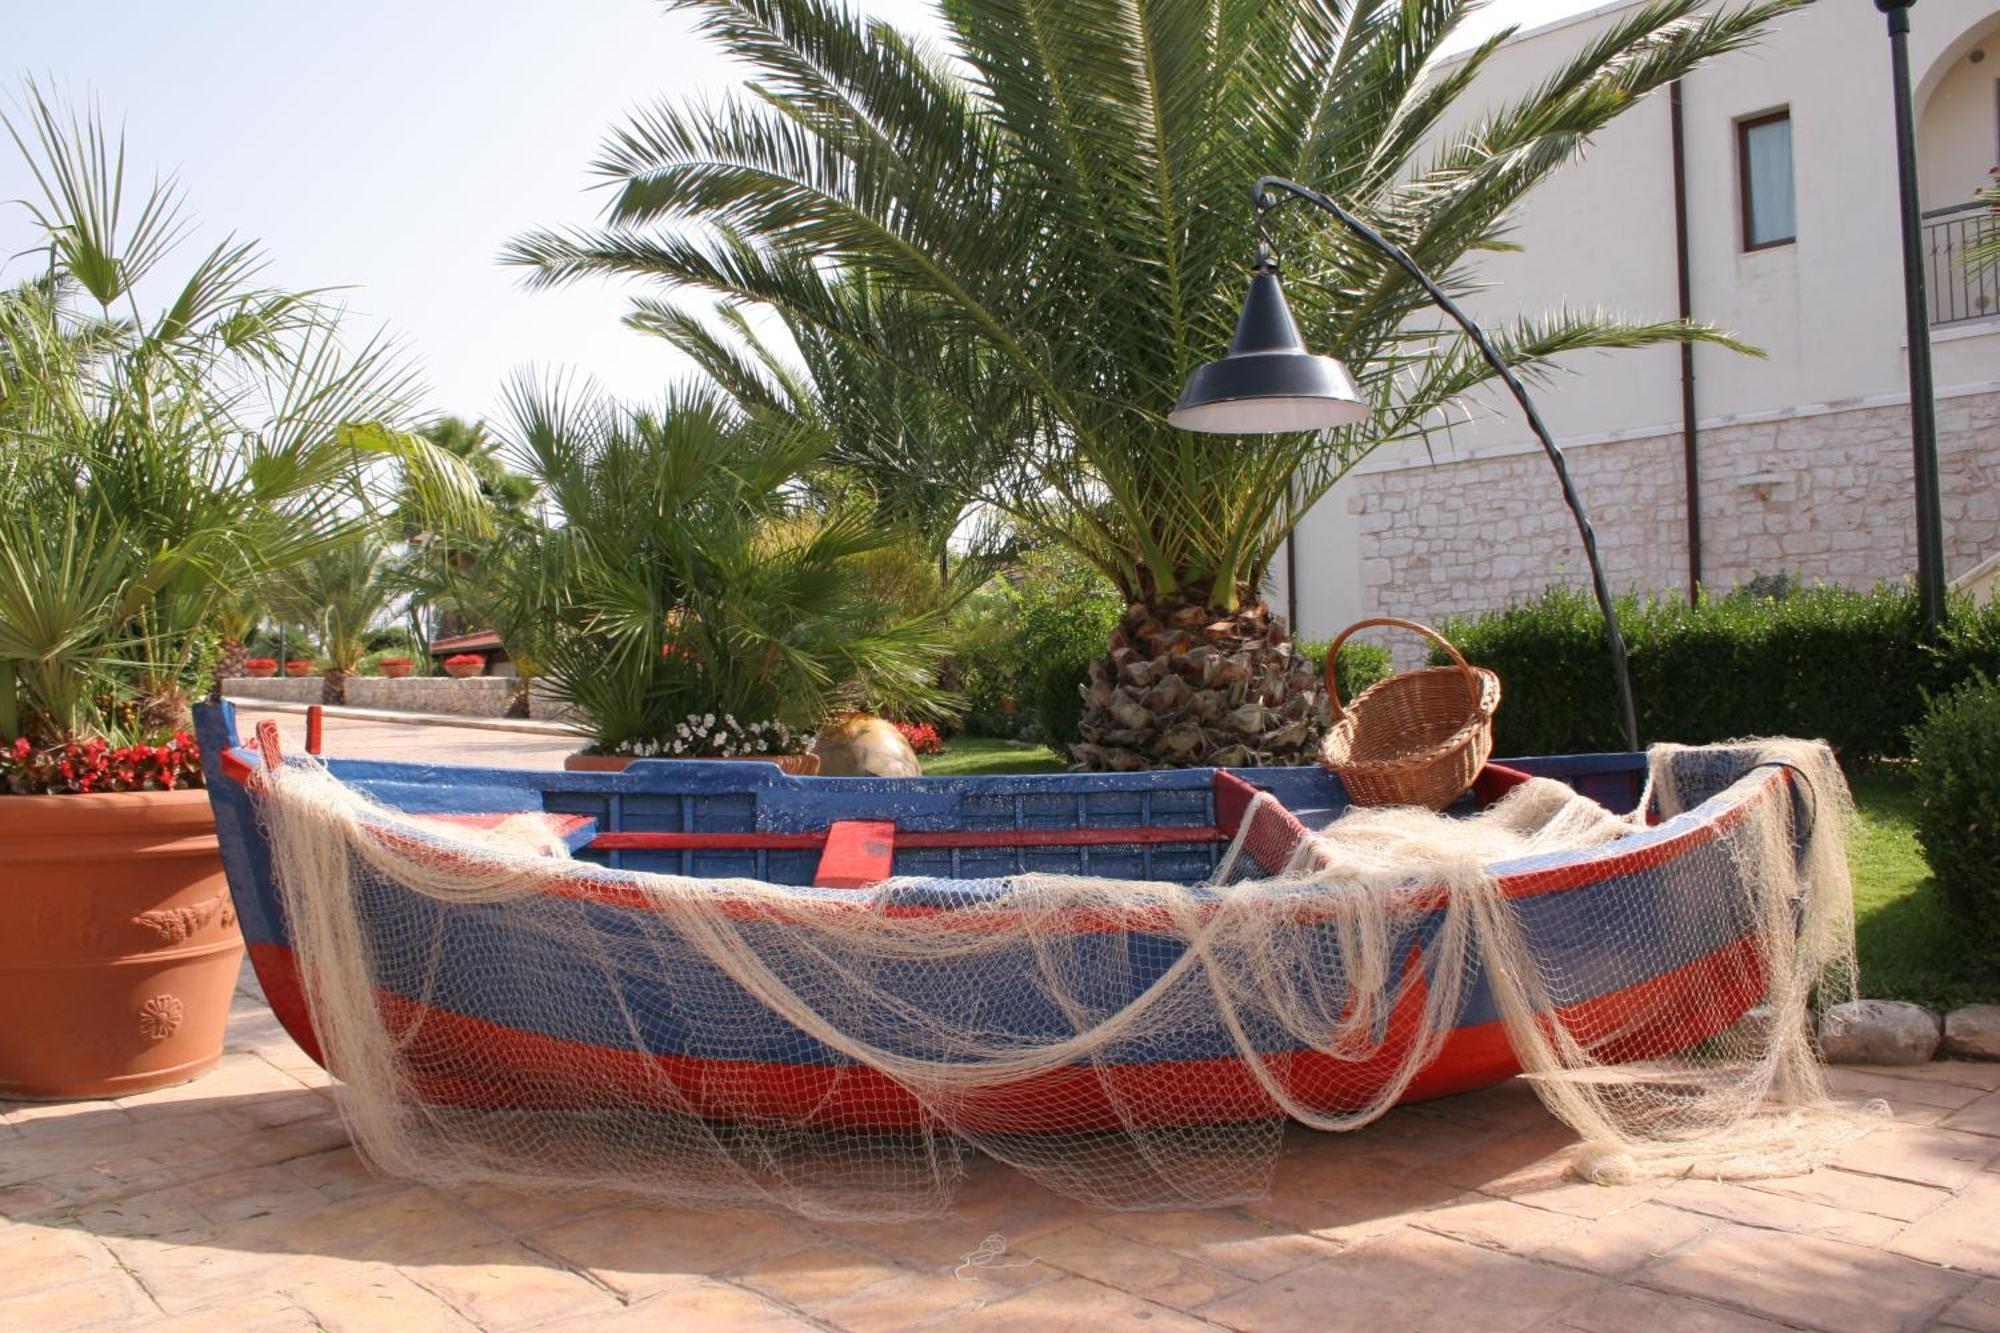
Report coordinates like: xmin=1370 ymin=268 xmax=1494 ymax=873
xmin=1168 ymin=350 xmax=1371 ymax=434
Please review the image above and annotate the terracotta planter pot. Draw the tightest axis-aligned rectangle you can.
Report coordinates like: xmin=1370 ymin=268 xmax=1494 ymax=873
xmin=246 ymin=663 xmax=277 ymax=679
xmin=284 ymin=661 xmax=315 ymax=677
xmin=444 ymin=661 xmax=484 ymax=679
xmin=379 ymin=661 xmax=412 ymax=678
xmin=0 ymin=788 xmax=244 ymax=1100
xmin=564 ymin=751 xmax=821 ymax=775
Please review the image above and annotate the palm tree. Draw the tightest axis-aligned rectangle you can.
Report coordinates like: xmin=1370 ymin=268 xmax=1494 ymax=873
xmin=265 ymin=536 xmax=408 ymax=706
xmin=494 ymin=375 xmax=953 ymax=754
xmin=510 ymin=0 xmax=1791 ymax=769
xmin=0 ymin=83 xmax=486 ymax=747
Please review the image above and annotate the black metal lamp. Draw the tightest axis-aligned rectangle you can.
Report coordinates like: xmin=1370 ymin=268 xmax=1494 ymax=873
xmin=1169 ymin=263 xmax=1368 ymax=432
xmin=1177 ymin=176 xmax=1641 ymax=752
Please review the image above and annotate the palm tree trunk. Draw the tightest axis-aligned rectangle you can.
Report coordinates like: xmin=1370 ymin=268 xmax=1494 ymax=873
xmin=1072 ymin=600 xmax=1321 ymax=771
xmin=209 ymin=638 xmax=249 ymax=702
xmin=322 ymin=667 xmax=353 ymax=707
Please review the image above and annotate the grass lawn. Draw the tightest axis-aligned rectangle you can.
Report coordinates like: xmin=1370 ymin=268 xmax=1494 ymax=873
xmin=925 ymin=736 xmax=1067 ymax=776
xmin=1848 ymin=770 xmax=1997 ymax=1010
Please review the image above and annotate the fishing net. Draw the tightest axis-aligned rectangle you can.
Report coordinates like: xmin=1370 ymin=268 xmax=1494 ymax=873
xmin=253 ymin=739 xmax=1870 ymax=1220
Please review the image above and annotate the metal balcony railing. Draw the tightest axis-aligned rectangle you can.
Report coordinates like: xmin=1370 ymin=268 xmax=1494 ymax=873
xmin=1925 ymin=200 xmax=2000 ymax=327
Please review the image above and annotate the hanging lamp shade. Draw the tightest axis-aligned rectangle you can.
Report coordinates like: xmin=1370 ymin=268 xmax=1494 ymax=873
xmin=1169 ymin=267 xmax=1369 ymax=433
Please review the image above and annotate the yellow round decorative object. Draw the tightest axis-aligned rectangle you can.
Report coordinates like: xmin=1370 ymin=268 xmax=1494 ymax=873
xmin=814 ymin=714 xmax=922 ymax=777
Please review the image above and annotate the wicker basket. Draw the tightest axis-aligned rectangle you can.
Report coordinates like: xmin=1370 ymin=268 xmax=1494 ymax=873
xmin=1319 ymin=618 xmax=1500 ymax=810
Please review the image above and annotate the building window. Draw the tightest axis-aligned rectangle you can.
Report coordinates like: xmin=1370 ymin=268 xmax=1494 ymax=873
xmin=1737 ymin=110 xmax=1795 ymax=250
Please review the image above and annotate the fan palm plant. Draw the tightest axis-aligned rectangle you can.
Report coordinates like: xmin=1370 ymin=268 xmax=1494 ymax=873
xmin=0 ymin=85 xmax=486 ymax=757
xmin=496 ymin=375 xmax=953 ymax=754
xmin=511 ymin=0 xmax=1793 ymax=768
xmin=265 ymin=535 xmax=409 ymax=705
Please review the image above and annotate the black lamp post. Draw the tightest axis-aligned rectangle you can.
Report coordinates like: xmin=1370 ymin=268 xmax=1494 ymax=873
xmin=1876 ymin=0 xmax=1948 ymax=627
xmin=1172 ymin=176 xmax=1641 ymax=753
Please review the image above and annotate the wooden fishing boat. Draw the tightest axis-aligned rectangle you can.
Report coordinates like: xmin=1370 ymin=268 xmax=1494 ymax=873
xmin=193 ymin=700 xmax=1803 ymax=1131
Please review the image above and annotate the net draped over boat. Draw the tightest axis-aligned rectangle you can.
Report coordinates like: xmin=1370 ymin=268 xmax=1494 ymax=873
xmin=255 ymin=739 xmax=1870 ymax=1219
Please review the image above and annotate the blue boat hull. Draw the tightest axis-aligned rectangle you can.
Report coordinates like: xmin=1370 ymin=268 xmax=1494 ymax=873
xmin=194 ymin=702 xmax=1791 ymax=1129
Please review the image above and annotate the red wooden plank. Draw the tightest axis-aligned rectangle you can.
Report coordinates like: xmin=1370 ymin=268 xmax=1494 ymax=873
xmin=590 ymin=830 xmax=829 ymax=851
xmin=814 ymin=820 xmax=897 ymax=888
xmin=587 ymin=825 xmax=1224 ymax=853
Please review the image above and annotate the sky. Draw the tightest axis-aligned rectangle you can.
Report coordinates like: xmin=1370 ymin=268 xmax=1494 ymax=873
xmin=2 ymin=0 xmax=1602 ymax=424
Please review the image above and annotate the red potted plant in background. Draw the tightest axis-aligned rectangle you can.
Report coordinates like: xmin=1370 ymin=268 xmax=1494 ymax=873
xmin=284 ymin=659 xmax=316 ymax=677
xmin=379 ymin=656 xmax=413 ymax=678
xmin=443 ymin=652 xmax=486 ymax=679
xmin=245 ymin=657 xmax=278 ymax=678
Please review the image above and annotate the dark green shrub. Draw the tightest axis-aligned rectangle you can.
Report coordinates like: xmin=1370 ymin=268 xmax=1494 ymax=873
xmin=1436 ymin=584 xmax=2000 ymax=760
xmin=1911 ymin=673 xmax=2000 ymax=947
xmin=1297 ymin=638 xmax=1394 ymax=709
xmin=1011 ymin=557 xmax=1121 ymax=747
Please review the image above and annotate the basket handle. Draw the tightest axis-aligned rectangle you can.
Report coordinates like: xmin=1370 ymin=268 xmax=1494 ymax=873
xmin=1324 ymin=617 xmax=1482 ymax=722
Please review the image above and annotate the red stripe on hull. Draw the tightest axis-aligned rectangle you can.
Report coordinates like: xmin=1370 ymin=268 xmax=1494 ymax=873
xmin=247 ymin=934 xmax=1766 ymax=1133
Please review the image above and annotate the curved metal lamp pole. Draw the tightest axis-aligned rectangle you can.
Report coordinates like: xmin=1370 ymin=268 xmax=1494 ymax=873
xmin=1173 ymin=176 xmax=1640 ymax=752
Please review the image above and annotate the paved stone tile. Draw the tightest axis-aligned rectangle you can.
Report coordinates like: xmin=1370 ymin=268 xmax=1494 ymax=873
xmin=529 ymin=1203 xmax=821 ymax=1298
xmin=793 ymin=1261 xmax=1050 ymax=1330
xmin=1887 ymin=1061 xmax=2000 ymax=1092
xmin=0 ymin=1220 xmax=117 ymax=1295
xmin=1827 ymin=1067 xmax=1992 ymax=1112
xmin=728 ymin=1240 xmax=912 ymax=1307
xmin=0 ymin=1180 xmax=67 ymax=1220
xmin=534 ymin=1275 xmax=813 ymax=1329
xmin=1744 ymin=1165 xmax=1954 ymax=1222
xmin=445 ymin=1180 xmax=640 ymax=1234
xmin=1833 ymin=1123 xmax=2000 ymax=1190
xmin=1887 ymin=1174 xmax=2000 ymax=1278
xmin=1250 ymin=1153 xmax=1463 ymax=1244
xmin=1088 ymin=1206 xmax=1340 ymax=1282
xmin=1019 ymin=1220 xmax=1250 ymax=1310
xmin=72 ymin=1184 xmax=215 ymax=1239
xmin=0 ymin=1270 xmax=156 ymax=1330
xmin=1938 ymin=1278 xmax=2000 ymax=1332
xmin=231 ymin=1184 xmax=507 ymax=1264
xmin=1422 ymin=1195 xmax=1720 ymax=1277
xmin=1944 ymin=1091 xmax=2000 ymax=1139
xmin=1657 ymin=1177 xmax=1906 ymax=1246
xmin=964 ymin=1275 xmax=1220 ymax=1330
xmin=1556 ymin=1282 xmax=1797 ymax=1332
xmin=1644 ymin=1223 xmax=1973 ymax=1333
xmin=281 ymin=1264 xmax=478 ymax=1331
xmin=132 ymin=1294 xmax=321 ymax=1331
xmin=401 ymin=1238 xmax=624 ymax=1330
xmin=1198 ymin=1225 xmax=1609 ymax=1333
xmin=278 ymin=1146 xmax=405 ymax=1203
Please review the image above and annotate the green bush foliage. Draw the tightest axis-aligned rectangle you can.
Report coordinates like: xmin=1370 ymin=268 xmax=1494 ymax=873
xmin=1437 ymin=584 xmax=2000 ymax=760
xmin=1910 ymin=673 xmax=2000 ymax=947
xmin=1010 ymin=556 xmax=1123 ymax=748
xmin=1296 ymin=639 xmax=1395 ymax=710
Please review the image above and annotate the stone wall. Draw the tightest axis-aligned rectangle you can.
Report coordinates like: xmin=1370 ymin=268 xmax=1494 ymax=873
xmin=1345 ymin=389 xmax=2000 ymax=662
xmin=225 ymin=676 xmax=523 ymax=717
xmin=344 ymin=677 xmax=521 ymax=717
xmin=223 ymin=677 xmax=324 ymax=705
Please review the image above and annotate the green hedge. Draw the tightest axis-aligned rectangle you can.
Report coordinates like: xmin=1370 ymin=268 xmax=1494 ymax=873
xmin=1911 ymin=673 xmax=2000 ymax=947
xmin=1435 ymin=585 xmax=2000 ymax=761
xmin=1297 ymin=638 xmax=1395 ymax=709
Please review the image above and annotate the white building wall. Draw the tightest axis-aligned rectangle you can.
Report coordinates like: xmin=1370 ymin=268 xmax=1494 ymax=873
xmin=1281 ymin=0 xmax=2000 ymax=643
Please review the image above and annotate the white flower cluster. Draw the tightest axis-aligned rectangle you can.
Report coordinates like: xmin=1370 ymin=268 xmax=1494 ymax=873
xmin=614 ymin=713 xmax=799 ymax=759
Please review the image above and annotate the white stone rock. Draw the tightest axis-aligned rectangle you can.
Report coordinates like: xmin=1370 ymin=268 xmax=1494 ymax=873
xmin=1818 ymin=1000 xmax=1942 ymax=1066
xmin=1943 ymin=1005 xmax=2000 ymax=1061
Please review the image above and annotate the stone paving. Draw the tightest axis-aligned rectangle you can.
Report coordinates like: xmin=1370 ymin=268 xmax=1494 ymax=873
xmin=4 ymin=710 xmax=1997 ymax=1331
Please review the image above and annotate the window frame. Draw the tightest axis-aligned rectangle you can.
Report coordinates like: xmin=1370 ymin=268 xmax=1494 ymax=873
xmin=1736 ymin=108 xmax=1796 ymax=253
